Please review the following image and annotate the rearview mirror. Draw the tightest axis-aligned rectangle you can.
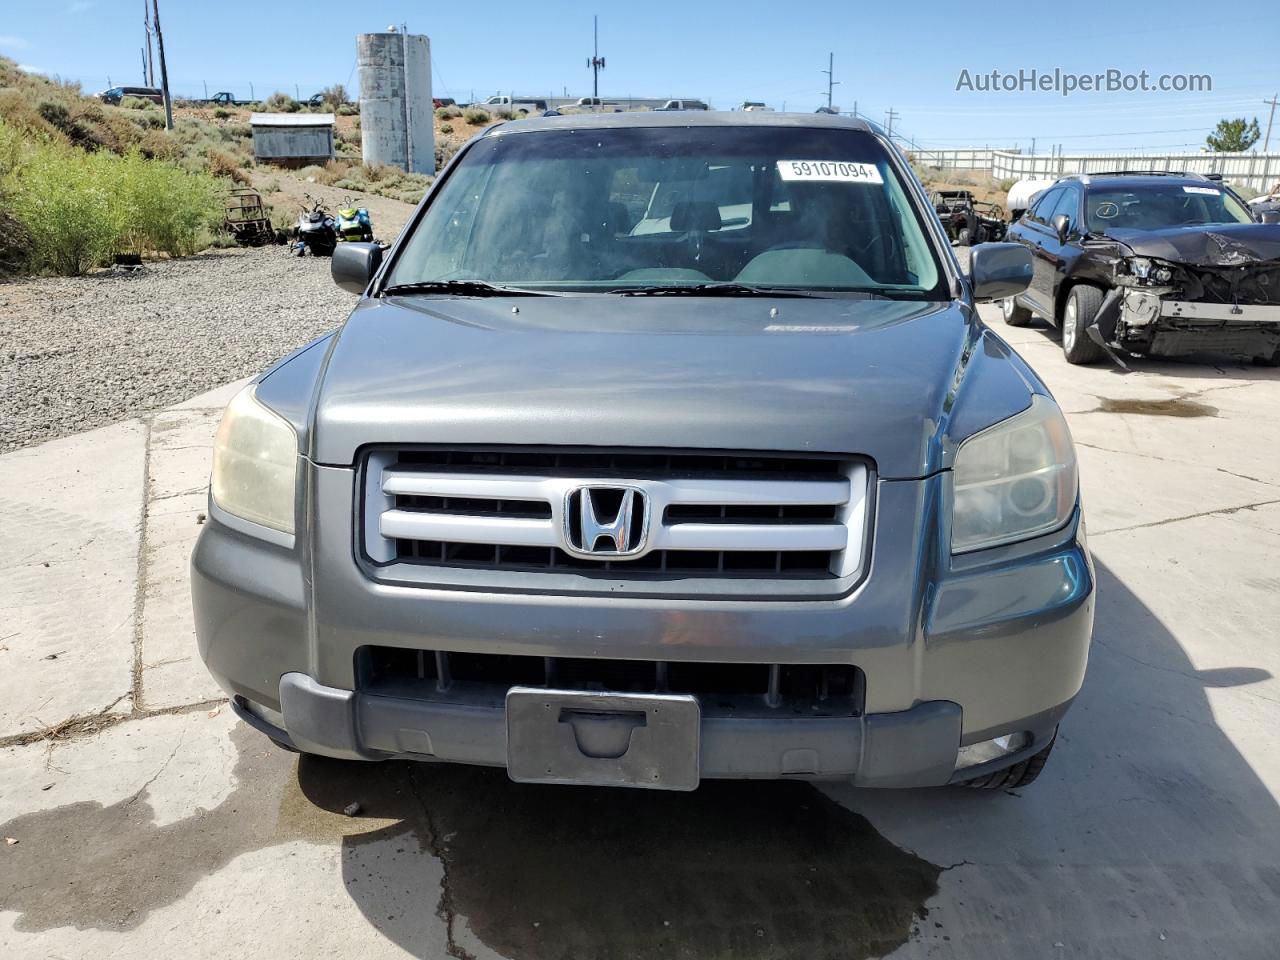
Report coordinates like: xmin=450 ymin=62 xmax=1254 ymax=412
xmin=331 ymin=242 xmax=384 ymax=295
xmin=1052 ymin=214 xmax=1071 ymax=243
xmin=1260 ymin=210 xmax=1280 ymax=225
xmin=969 ymin=242 xmax=1032 ymax=302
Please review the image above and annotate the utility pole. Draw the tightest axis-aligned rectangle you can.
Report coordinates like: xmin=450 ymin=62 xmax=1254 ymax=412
xmin=1031 ymin=137 xmax=1036 ymax=156
xmin=143 ymin=0 xmax=154 ymax=86
xmin=821 ymin=52 xmax=839 ymax=111
xmin=885 ymin=107 xmax=899 ymax=140
xmin=151 ymin=0 xmax=173 ymax=130
xmin=1264 ymin=94 xmax=1279 ymax=152
xmin=587 ymin=15 xmax=605 ymax=99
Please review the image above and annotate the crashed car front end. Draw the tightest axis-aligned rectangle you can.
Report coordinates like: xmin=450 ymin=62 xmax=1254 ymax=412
xmin=1092 ymin=231 xmax=1280 ymax=362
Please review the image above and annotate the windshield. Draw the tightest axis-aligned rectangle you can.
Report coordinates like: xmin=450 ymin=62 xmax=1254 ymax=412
xmin=1085 ymin=183 xmax=1254 ymax=233
xmin=386 ymin=126 xmax=945 ymax=297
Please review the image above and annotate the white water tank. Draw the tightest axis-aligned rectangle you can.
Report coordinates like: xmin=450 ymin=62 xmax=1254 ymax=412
xmin=358 ymin=31 xmax=434 ymax=174
xmin=1006 ymin=177 xmax=1058 ymax=219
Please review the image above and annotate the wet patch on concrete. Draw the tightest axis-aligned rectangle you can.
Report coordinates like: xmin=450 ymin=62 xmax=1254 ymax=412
xmin=2 ymin=722 xmax=942 ymax=960
xmin=0 ymin=724 xmax=429 ymax=934
xmin=1094 ymin=396 xmax=1218 ymax=418
xmin=401 ymin=766 xmax=942 ymax=960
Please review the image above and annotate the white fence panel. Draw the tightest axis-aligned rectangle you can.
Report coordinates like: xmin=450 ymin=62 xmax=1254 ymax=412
xmin=990 ymin=151 xmax=1280 ymax=193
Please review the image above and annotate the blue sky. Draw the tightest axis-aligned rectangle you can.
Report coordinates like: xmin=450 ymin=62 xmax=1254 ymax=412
xmin=2 ymin=0 xmax=1277 ymax=153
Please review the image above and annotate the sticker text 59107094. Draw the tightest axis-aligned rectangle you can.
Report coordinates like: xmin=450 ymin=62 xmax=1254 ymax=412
xmin=777 ymin=160 xmax=884 ymax=184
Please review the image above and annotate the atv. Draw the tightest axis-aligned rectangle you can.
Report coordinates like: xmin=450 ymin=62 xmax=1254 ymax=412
xmin=335 ymin=201 xmax=373 ymax=244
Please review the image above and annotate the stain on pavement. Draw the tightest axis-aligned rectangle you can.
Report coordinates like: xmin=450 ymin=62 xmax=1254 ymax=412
xmin=395 ymin=765 xmax=942 ymax=960
xmin=2 ymin=721 xmax=942 ymax=959
xmin=1095 ymin=396 xmax=1218 ymax=418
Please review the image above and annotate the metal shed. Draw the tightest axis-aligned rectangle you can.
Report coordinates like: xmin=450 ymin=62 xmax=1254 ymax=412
xmin=249 ymin=113 xmax=336 ymax=165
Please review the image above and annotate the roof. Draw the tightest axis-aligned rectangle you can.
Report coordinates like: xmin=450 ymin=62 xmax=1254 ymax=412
xmin=249 ymin=112 xmax=335 ymax=128
xmin=486 ymin=110 xmax=879 ymax=138
xmin=1058 ymin=171 xmax=1212 ymax=188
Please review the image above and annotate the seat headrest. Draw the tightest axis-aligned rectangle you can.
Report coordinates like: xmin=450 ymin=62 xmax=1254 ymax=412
xmin=670 ymin=200 xmax=722 ymax=233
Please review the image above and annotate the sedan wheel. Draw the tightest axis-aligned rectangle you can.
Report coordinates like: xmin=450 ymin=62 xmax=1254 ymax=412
xmin=1002 ymin=295 xmax=1032 ymax=327
xmin=1061 ymin=287 xmax=1106 ymax=364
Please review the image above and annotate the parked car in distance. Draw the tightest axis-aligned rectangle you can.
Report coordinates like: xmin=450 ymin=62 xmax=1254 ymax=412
xmin=740 ymin=101 xmax=774 ymax=111
xmin=206 ymin=92 xmax=254 ymax=107
xmin=1003 ymin=170 xmax=1280 ymax=364
xmin=480 ymin=95 xmax=549 ymax=114
xmin=561 ymin=97 xmax=618 ymax=113
xmin=194 ymin=111 xmax=1093 ymax=795
xmin=94 ymin=85 xmax=163 ymax=105
xmin=433 ymin=97 xmax=457 ymax=109
xmin=657 ymin=99 xmax=710 ymax=111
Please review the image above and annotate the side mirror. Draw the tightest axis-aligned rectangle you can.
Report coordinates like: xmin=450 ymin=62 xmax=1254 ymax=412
xmin=1260 ymin=210 xmax=1280 ymax=225
xmin=969 ymin=242 xmax=1032 ymax=303
xmin=331 ymin=242 xmax=383 ymax=294
xmin=1052 ymin=213 xmax=1071 ymax=243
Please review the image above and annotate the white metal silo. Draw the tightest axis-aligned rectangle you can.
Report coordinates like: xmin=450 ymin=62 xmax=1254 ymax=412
xmin=358 ymin=31 xmax=434 ymax=175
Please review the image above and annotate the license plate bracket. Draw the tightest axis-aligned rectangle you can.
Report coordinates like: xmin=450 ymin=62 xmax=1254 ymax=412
xmin=506 ymin=687 xmax=700 ymax=791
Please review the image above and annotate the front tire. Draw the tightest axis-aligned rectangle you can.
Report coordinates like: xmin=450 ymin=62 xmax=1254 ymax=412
xmin=1062 ymin=286 xmax=1106 ymax=364
xmin=961 ymin=731 xmax=1056 ymax=790
xmin=1002 ymin=295 xmax=1032 ymax=327
xmin=956 ymin=225 xmax=971 ymax=246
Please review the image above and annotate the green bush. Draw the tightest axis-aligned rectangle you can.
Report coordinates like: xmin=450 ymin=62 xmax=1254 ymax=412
xmin=439 ymin=123 xmax=453 ymax=135
xmin=262 ymin=91 xmax=301 ymax=113
xmin=463 ymin=107 xmax=490 ymax=125
xmin=336 ymin=103 xmax=358 ymax=116
xmin=494 ymin=109 xmax=515 ymax=121
xmin=1 ymin=121 xmax=222 ymax=275
xmin=119 ymin=96 xmax=155 ymax=110
xmin=212 ymin=107 xmax=232 ymax=120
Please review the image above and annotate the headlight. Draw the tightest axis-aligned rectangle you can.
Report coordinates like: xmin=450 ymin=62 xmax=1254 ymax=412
xmin=1127 ymin=257 xmax=1153 ymax=280
xmin=211 ymin=385 xmax=298 ymax=534
xmin=950 ymin=396 xmax=1077 ymax=554
xmin=1122 ymin=257 xmax=1173 ymax=285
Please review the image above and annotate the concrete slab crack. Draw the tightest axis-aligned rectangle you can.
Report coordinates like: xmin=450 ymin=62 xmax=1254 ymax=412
xmin=403 ymin=768 xmax=476 ymax=960
xmin=126 ymin=727 xmax=186 ymax=805
xmin=130 ymin=416 xmax=154 ymax=714
xmin=1092 ymin=498 xmax=1280 ymax=537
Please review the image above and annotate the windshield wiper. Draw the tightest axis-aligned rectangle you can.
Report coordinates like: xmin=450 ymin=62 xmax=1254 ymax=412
xmin=381 ymin=280 xmax=556 ymax=298
xmin=609 ymin=283 xmax=831 ymax=298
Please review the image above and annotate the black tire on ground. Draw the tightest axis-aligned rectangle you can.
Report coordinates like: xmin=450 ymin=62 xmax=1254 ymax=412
xmin=1001 ymin=295 xmax=1033 ymax=327
xmin=960 ymin=730 xmax=1056 ymax=790
xmin=956 ymin=226 xmax=971 ymax=246
xmin=1061 ymin=285 xmax=1106 ymax=364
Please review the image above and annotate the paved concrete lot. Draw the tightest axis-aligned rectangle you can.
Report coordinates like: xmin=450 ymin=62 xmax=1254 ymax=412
xmin=3 ymin=303 xmax=1279 ymax=959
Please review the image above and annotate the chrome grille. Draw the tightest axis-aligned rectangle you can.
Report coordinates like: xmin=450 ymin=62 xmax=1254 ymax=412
xmin=361 ymin=448 xmax=870 ymax=596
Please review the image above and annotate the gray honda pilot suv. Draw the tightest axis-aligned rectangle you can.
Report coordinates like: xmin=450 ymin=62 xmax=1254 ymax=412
xmin=192 ymin=112 xmax=1094 ymax=791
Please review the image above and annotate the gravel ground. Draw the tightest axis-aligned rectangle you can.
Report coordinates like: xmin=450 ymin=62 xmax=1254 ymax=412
xmin=0 ymin=248 xmax=358 ymax=451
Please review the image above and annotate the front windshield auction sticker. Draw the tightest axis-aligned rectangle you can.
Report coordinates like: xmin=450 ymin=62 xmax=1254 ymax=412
xmin=1183 ymin=186 xmax=1220 ymax=195
xmin=778 ymin=160 xmax=884 ymax=184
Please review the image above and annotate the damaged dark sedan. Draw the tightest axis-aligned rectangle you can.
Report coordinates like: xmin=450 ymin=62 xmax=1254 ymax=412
xmin=1003 ymin=171 xmax=1280 ymax=365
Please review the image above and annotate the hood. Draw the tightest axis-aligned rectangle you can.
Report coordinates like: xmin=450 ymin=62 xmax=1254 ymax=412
xmin=1105 ymin=223 xmax=1280 ymax=266
xmin=309 ymin=295 xmax=1036 ymax=479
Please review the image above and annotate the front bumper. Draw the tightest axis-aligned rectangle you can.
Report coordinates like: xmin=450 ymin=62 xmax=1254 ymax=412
xmin=193 ymin=469 xmax=1094 ymax=789
xmin=1108 ymin=289 xmax=1280 ymax=358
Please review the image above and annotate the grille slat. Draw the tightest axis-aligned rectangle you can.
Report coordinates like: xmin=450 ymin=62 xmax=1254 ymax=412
xmin=364 ymin=448 xmax=869 ymax=592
